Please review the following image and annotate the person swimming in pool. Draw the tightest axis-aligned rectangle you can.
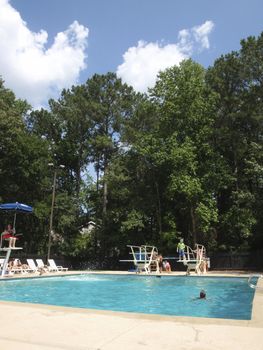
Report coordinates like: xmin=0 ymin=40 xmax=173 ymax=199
xmin=199 ymin=290 xmax=206 ymax=299
xmin=192 ymin=289 xmax=207 ymax=301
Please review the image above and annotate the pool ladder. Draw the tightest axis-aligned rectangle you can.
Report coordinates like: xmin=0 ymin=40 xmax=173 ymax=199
xmin=248 ymin=274 xmax=263 ymax=290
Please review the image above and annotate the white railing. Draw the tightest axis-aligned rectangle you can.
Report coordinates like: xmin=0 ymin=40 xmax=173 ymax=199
xmin=184 ymin=245 xmax=195 ymax=261
xmin=126 ymin=245 xmax=159 ymax=273
xmin=182 ymin=244 xmax=208 ymax=274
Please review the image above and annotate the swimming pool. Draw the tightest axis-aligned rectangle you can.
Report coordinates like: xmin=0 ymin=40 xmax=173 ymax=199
xmin=0 ymin=274 xmax=257 ymax=320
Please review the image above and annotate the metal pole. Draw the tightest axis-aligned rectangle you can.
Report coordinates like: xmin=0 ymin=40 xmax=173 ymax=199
xmin=47 ymin=169 xmax=57 ymax=261
xmin=13 ymin=212 xmax=17 ymax=234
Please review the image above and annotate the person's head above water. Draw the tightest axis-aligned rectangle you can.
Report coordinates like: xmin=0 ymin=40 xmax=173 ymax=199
xmin=199 ymin=290 xmax=206 ymax=299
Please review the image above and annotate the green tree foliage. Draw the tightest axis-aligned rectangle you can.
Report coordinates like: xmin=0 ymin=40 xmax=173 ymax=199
xmin=83 ymin=73 xmax=136 ymax=217
xmin=0 ymin=31 xmax=262 ymax=263
xmin=0 ymin=78 xmax=52 ymax=252
xmin=147 ymin=60 xmax=219 ymax=248
xmin=27 ymin=85 xmax=94 ymax=256
xmin=206 ymin=32 xmax=263 ymax=249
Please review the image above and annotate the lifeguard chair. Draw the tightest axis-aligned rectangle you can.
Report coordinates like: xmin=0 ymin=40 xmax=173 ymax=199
xmin=0 ymin=202 xmax=33 ymax=277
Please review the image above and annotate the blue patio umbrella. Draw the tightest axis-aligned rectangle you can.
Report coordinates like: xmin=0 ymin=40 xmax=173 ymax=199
xmin=0 ymin=202 xmax=33 ymax=233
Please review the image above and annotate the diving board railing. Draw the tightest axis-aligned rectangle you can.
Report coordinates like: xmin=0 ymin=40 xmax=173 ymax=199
xmin=178 ymin=244 xmax=209 ymax=274
xmin=120 ymin=243 xmax=209 ymax=275
xmin=120 ymin=245 xmax=159 ymax=273
xmin=183 ymin=245 xmax=196 ymax=261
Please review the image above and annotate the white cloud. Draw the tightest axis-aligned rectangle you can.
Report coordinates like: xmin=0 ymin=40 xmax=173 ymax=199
xmin=192 ymin=20 xmax=214 ymax=49
xmin=116 ymin=40 xmax=188 ymax=93
xmin=117 ymin=20 xmax=214 ymax=93
xmin=0 ymin=0 xmax=89 ymax=108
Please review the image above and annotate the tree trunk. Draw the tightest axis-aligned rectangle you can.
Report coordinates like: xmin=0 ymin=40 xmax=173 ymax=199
xmin=96 ymin=164 xmax=99 ymax=193
xmin=154 ymin=179 xmax=162 ymax=235
xmin=102 ymin=161 xmax=108 ymax=216
xmin=190 ymin=205 xmax=197 ymax=245
xmin=76 ymin=165 xmax=81 ymax=197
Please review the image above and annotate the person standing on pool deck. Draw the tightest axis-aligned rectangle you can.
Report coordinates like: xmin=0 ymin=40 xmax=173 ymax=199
xmin=157 ymin=254 xmax=163 ymax=273
xmin=177 ymin=238 xmax=185 ymax=260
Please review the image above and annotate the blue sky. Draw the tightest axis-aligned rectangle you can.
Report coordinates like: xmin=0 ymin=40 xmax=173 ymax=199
xmin=1 ymin=0 xmax=262 ymax=107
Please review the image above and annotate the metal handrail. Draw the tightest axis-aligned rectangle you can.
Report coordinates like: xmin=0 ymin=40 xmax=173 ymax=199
xmin=248 ymin=274 xmax=263 ymax=289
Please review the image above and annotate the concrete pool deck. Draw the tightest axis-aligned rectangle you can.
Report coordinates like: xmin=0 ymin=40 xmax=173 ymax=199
xmin=0 ymin=270 xmax=262 ymax=350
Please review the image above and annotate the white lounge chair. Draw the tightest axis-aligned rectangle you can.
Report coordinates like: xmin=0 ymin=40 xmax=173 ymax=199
xmin=0 ymin=258 xmax=14 ymax=274
xmin=48 ymin=259 xmax=68 ymax=272
xmin=9 ymin=259 xmax=24 ymax=274
xmin=26 ymin=259 xmax=39 ymax=273
xmin=0 ymin=258 xmax=13 ymax=275
xmin=36 ymin=259 xmax=49 ymax=271
xmin=0 ymin=258 xmax=27 ymax=274
xmin=36 ymin=258 xmax=57 ymax=272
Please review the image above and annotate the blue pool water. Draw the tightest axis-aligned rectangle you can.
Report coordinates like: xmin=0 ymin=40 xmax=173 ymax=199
xmin=0 ymin=274 xmax=256 ymax=320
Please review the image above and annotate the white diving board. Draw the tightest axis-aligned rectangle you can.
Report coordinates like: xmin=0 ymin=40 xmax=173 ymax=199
xmin=120 ymin=245 xmax=160 ymax=274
